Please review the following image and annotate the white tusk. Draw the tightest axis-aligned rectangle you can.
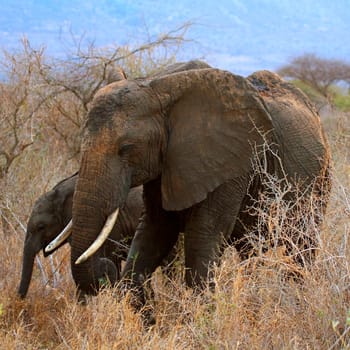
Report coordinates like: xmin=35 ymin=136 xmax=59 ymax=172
xmin=75 ymin=208 xmax=119 ymax=265
xmin=45 ymin=219 xmax=73 ymax=253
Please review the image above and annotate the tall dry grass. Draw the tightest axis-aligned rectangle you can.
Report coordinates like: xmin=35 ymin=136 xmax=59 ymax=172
xmin=0 ymin=110 xmax=349 ymax=349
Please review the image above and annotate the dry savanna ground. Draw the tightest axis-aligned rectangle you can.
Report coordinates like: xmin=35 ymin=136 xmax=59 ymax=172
xmin=0 ymin=108 xmax=349 ymax=349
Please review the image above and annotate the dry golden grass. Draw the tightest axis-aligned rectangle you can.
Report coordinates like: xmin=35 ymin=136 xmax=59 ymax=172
xmin=1 ymin=111 xmax=349 ymax=349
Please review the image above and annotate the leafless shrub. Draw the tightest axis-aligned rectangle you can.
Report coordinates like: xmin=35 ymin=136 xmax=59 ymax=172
xmin=240 ymin=139 xmax=330 ymax=273
xmin=0 ymin=38 xmax=49 ymax=178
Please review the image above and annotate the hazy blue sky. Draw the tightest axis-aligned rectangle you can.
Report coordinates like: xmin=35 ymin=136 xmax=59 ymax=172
xmin=0 ymin=0 xmax=349 ymax=75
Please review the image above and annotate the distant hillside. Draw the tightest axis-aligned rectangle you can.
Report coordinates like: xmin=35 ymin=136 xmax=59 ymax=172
xmin=0 ymin=0 xmax=349 ymax=75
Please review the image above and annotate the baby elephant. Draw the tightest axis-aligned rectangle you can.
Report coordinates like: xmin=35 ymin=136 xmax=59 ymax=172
xmin=18 ymin=173 xmax=143 ymax=298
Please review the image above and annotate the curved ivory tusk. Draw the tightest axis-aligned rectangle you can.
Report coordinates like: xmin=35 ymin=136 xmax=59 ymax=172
xmin=75 ymin=208 xmax=119 ymax=265
xmin=45 ymin=219 xmax=73 ymax=253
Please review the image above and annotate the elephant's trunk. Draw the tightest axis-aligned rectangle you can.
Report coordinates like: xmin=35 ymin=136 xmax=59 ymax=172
xmin=71 ymin=231 xmax=119 ymax=295
xmin=75 ymin=208 xmax=119 ymax=264
xmin=70 ymin=154 xmax=129 ymax=294
xmin=70 ymin=209 xmax=106 ymax=294
xmin=18 ymin=238 xmax=40 ymax=298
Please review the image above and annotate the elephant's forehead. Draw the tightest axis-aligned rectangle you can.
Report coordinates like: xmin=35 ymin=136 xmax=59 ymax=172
xmin=81 ymin=122 xmax=124 ymax=152
xmin=28 ymin=199 xmax=55 ymax=228
xmin=85 ymin=100 xmax=131 ymax=137
xmin=32 ymin=197 xmax=53 ymax=216
xmin=87 ymin=82 xmax=151 ymax=128
xmin=28 ymin=212 xmax=53 ymax=227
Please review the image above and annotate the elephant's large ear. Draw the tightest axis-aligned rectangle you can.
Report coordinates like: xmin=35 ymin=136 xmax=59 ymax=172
xmin=153 ymin=69 xmax=273 ymax=211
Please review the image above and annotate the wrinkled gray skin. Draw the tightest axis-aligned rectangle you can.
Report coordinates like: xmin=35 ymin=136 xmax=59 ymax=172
xmin=70 ymin=63 xmax=331 ymax=305
xmin=18 ymin=173 xmax=143 ymax=298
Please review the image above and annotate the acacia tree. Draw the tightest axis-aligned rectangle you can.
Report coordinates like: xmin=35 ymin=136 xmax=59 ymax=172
xmin=278 ymin=53 xmax=350 ymax=103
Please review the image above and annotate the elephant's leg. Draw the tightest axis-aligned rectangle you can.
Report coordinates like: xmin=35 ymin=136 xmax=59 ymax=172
xmin=229 ymin=205 xmax=258 ymax=261
xmin=160 ymin=239 xmax=182 ymax=279
xmin=228 ymin=172 xmax=262 ymax=260
xmin=123 ymin=213 xmax=179 ymax=283
xmin=121 ymin=180 xmax=179 ymax=322
xmin=183 ymin=178 xmax=247 ymax=289
xmin=122 ymin=178 xmax=180 ymax=286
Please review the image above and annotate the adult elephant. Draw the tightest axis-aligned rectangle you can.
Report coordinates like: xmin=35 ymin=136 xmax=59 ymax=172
xmin=19 ymin=61 xmax=210 ymax=299
xmin=68 ymin=66 xmax=331 ymax=300
xmin=18 ymin=173 xmax=143 ymax=298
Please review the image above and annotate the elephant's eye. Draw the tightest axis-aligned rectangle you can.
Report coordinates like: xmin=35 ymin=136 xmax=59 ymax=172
xmin=37 ymin=223 xmax=46 ymax=232
xmin=118 ymin=143 xmax=134 ymax=156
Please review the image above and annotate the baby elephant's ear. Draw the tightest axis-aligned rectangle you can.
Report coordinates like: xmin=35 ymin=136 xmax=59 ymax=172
xmin=50 ymin=176 xmax=77 ymax=221
xmin=45 ymin=188 xmax=63 ymax=218
xmin=160 ymin=69 xmax=273 ymax=211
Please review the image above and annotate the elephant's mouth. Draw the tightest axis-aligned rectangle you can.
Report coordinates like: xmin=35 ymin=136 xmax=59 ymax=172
xmin=45 ymin=208 xmax=120 ymax=264
xmin=74 ymin=208 xmax=120 ymax=264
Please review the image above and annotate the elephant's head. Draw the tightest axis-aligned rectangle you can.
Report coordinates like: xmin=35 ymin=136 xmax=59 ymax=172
xmin=18 ymin=174 xmax=77 ymax=298
xmin=70 ymin=67 xmax=272 ymax=294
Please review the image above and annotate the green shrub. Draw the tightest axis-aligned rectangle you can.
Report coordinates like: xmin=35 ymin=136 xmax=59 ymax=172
xmin=333 ymin=92 xmax=350 ymax=111
xmin=291 ymin=80 xmax=350 ymax=111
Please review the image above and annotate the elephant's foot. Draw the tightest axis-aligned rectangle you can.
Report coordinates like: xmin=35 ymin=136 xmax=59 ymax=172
xmin=120 ymin=278 xmax=146 ymax=308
